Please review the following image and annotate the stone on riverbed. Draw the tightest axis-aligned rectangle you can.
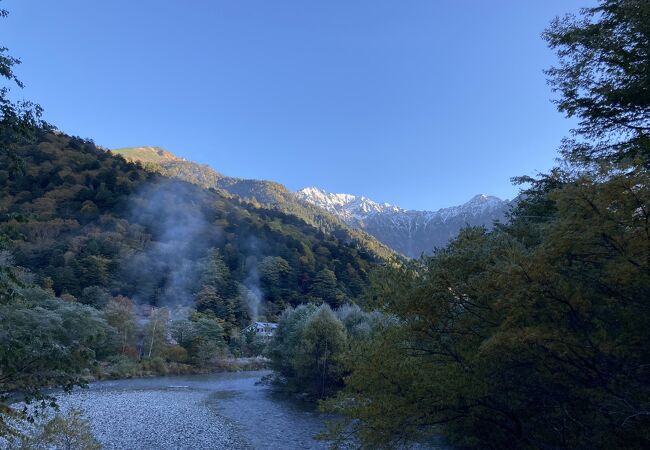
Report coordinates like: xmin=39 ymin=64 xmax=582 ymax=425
xmin=53 ymin=388 xmax=249 ymax=450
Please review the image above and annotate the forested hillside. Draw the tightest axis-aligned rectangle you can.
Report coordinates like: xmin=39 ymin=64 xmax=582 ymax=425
xmin=112 ymin=146 xmax=396 ymax=260
xmin=0 ymin=129 xmax=388 ymax=437
xmin=1 ymin=133 xmax=381 ymax=325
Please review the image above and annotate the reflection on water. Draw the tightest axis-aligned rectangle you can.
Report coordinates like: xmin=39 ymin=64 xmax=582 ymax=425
xmin=206 ymin=373 xmax=330 ymax=449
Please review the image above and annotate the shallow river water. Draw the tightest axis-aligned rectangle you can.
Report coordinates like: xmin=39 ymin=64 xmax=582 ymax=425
xmin=53 ymin=370 xmax=331 ymax=450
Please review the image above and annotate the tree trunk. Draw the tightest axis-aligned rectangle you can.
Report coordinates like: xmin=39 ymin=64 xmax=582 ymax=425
xmin=148 ymin=319 xmax=157 ymax=358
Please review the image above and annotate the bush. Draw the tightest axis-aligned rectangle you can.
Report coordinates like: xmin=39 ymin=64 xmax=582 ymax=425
xmin=141 ymin=356 xmax=168 ymax=375
xmin=268 ymin=303 xmax=351 ymax=397
xmin=106 ymin=355 xmax=139 ymax=378
xmin=165 ymin=345 xmax=188 ymax=363
xmin=23 ymin=408 xmax=101 ymax=450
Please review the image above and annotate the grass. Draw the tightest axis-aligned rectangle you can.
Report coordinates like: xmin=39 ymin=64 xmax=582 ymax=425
xmin=111 ymin=146 xmax=182 ymax=163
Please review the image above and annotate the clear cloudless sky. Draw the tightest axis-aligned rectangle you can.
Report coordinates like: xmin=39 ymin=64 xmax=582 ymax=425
xmin=2 ymin=0 xmax=594 ymax=210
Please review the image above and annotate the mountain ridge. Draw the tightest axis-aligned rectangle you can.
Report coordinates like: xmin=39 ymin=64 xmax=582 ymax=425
xmin=113 ymin=146 xmax=512 ymax=258
xmin=110 ymin=146 xmax=397 ymax=261
xmin=296 ymin=187 xmax=505 ymax=220
xmin=296 ymin=187 xmax=512 ymax=257
xmin=112 ymin=146 xmax=185 ymax=163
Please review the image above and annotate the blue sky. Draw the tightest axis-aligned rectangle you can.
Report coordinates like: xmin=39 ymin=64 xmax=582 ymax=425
xmin=2 ymin=0 xmax=591 ymax=210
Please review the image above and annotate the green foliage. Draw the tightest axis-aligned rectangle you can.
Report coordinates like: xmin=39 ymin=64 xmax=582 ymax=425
xmin=141 ymin=307 xmax=169 ymax=359
xmin=0 ymin=130 xmax=380 ymax=331
xmin=105 ymin=355 xmax=140 ymax=379
xmin=334 ymin=303 xmax=379 ymax=340
xmin=80 ymin=285 xmax=111 ymax=309
xmin=327 ymin=169 xmax=650 ymax=448
xmin=242 ymin=330 xmax=267 ymax=357
xmin=140 ymin=356 xmax=168 ymax=375
xmin=22 ymin=408 xmax=101 ymax=450
xmin=112 ymin=147 xmax=397 ymax=262
xmin=268 ymin=303 xmax=318 ymax=384
xmin=102 ymin=296 xmax=137 ymax=355
xmin=296 ymin=305 xmax=348 ymax=398
xmin=310 ymin=269 xmax=344 ymax=306
xmin=268 ymin=303 xmax=376 ymax=398
xmin=0 ymin=263 xmax=114 ymax=438
xmin=170 ymin=318 xmax=198 ymax=349
xmin=543 ymin=0 xmax=650 ymax=166
xmin=322 ymin=2 xmax=650 ymax=448
xmin=169 ymin=312 xmax=227 ymax=368
xmin=0 ymin=296 xmax=106 ymax=391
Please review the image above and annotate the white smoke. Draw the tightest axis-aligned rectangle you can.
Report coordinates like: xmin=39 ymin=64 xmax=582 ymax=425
xmin=242 ymin=240 xmax=264 ymax=321
xmin=125 ymin=180 xmax=219 ymax=309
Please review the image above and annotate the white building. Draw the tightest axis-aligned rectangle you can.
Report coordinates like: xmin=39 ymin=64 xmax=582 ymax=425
xmin=243 ymin=321 xmax=278 ymax=338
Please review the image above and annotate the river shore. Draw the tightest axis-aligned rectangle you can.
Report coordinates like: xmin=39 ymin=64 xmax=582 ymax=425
xmin=3 ymin=370 xmax=331 ymax=450
xmin=52 ymin=384 xmax=249 ymax=449
xmin=91 ymin=355 xmax=270 ymax=381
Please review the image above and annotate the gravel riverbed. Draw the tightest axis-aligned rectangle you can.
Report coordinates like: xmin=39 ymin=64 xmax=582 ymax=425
xmin=54 ymin=387 xmax=250 ymax=449
xmin=2 ymin=371 xmax=446 ymax=450
xmin=16 ymin=370 xmax=331 ymax=449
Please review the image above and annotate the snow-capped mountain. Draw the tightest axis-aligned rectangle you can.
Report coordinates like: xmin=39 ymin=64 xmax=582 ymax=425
xmin=296 ymin=187 xmax=402 ymax=222
xmin=296 ymin=187 xmax=511 ymax=258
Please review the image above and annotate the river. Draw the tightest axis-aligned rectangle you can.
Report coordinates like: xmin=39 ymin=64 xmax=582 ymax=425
xmin=52 ymin=370 xmax=331 ymax=449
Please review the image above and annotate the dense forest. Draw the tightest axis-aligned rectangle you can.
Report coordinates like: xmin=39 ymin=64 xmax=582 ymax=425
xmin=1 ymin=132 xmax=381 ymax=316
xmin=0 ymin=129 xmax=386 ymax=386
xmin=110 ymin=145 xmax=396 ymax=261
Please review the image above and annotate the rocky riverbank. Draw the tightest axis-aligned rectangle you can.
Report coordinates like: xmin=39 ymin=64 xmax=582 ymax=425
xmin=3 ymin=370 xmax=332 ymax=450
xmin=93 ymin=356 xmax=269 ymax=381
xmin=53 ymin=387 xmax=249 ymax=449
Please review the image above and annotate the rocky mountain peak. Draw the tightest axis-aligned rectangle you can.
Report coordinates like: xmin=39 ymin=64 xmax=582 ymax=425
xmin=297 ymin=187 xmax=512 ymax=258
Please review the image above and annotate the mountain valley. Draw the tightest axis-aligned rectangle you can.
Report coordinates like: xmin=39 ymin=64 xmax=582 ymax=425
xmin=114 ymin=146 xmax=512 ymax=258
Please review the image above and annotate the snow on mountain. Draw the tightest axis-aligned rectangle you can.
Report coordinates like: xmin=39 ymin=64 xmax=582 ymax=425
xmin=296 ymin=187 xmax=511 ymax=258
xmin=296 ymin=187 xmax=401 ymax=222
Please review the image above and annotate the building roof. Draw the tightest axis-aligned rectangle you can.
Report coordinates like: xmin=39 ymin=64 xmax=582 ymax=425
xmin=243 ymin=321 xmax=279 ymax=332
xmin=253 ymin=321 xmax=278 ymax=328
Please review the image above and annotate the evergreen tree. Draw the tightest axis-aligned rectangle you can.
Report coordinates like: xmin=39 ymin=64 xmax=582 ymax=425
xmin=543 ymin=0 xmax=650 ymax=166
xmin=310 ymin=269 xmax=344 ymax=306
